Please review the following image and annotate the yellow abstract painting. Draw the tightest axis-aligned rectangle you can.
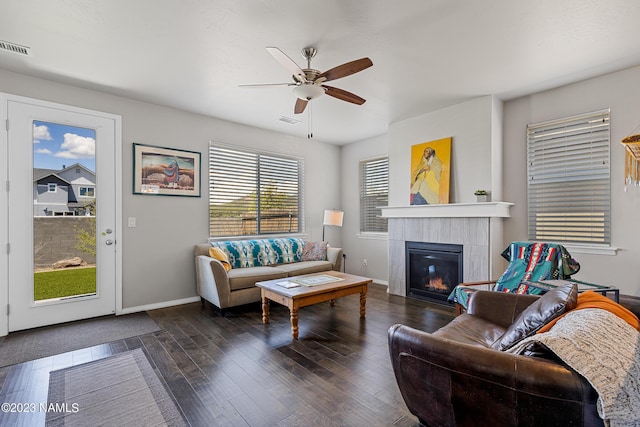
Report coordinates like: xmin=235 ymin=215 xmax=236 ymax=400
xmin=410 ymin=137 xmax=451 ymax=205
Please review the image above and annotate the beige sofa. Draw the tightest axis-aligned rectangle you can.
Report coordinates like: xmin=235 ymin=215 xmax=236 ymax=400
xmin=194 ymin=238 xmax=343 ymax=311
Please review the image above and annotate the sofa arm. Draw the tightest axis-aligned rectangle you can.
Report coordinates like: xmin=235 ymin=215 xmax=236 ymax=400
xmin=195 ymin=255 xmax=231 ymax=309
xmin=327 ymin=246 xmax=343 ymax=271
xmin=467 ymin=290 xmax=540 ymax=329
xmin=388 ymin=324 xmax=601 ymax=427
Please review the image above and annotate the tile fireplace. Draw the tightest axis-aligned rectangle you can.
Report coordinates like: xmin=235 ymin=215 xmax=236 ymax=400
xmin=381 ymin=203 xmax=513 ymax=298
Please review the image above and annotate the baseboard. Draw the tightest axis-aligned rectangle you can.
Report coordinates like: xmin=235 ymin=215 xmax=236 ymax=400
xmin=118 ymin=296 xmax=201 ymax=315
xmin=373 ymin=279 xmax=389 ymax=287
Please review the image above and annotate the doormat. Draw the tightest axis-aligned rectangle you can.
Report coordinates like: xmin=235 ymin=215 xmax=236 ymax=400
xmin=0 ymin=312 xmax=160 ymax=368
xmin=46 ymin=348 xmax=186 ymax=426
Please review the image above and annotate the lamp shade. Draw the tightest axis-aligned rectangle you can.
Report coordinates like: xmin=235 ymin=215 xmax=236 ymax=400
xmin=323 ymin=209 xmax=344 ymax=227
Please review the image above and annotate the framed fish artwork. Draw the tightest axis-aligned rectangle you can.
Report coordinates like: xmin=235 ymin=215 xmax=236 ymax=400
xmin=133 ymin=143 xmax=201 ymax=197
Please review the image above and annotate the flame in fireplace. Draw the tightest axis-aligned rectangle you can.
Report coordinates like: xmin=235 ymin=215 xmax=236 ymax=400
xmin=426 ymin=277 xmax=448 ymax=291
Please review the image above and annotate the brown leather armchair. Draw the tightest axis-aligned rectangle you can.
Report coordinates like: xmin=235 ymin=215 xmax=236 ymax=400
xmin=388 ymin=291 xmax=605 ymax=427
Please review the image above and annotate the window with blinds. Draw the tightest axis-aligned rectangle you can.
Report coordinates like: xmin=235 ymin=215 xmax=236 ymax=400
xmin=527 ymin=109 xmax=610 ymax=245
xmin=360 ymin=156 xmax=389 ymax=233
xmin=209 ymin=144 xmax=303 ymax=237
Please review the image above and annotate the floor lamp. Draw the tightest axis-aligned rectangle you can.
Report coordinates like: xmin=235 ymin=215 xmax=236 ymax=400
xmin=322 ymin=209 xmax=343 ymax=242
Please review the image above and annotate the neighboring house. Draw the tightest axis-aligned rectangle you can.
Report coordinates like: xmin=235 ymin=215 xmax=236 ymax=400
xmin=33 ymin=163 xmax=95 ymax=216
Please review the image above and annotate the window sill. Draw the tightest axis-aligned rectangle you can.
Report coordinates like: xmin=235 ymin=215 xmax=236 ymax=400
xmin=357 ymin=232 xmax=388 ymax=240
xmin=563 ymin=244 xmax=618 ymax=256
xmin=209 ymin=233 xmax=309 ymax=242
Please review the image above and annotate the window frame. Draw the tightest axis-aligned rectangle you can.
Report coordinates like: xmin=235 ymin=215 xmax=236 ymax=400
xmin=47 ymin=183 xmax=57 ymax=193
xmin=526 ymin=109 xmax=612 ymax=252
xmin=79 ymin=186 xmax=95 ymax=197
xmin=208 ymin=143 xmax=304 ymax=238
xmin=359 ymin=155 xmax=389 ymax=235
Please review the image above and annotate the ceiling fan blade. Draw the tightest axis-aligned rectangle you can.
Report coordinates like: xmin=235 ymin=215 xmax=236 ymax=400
xmin=266 ymin=47 xmax=307 ymax=83
xmin=238 ymin=83 xmax=296 ymax=88
xmin=294 ymin=98 xmax=308 ymax=114
xmin=322 ymin=85 xmax=366 ymax=105
xmin=318 ymin=58 xmax=373 ymax=82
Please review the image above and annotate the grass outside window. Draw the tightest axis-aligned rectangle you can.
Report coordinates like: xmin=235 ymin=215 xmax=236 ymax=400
xmin=34 ymin=267 xmax=96 ymax=301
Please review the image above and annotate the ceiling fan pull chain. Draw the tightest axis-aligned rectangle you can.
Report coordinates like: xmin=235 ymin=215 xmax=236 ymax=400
xmin=308 ymin=102 xmax=313 ymax=139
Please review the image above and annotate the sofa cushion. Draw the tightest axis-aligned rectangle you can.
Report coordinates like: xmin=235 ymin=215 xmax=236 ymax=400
xmin=276 ymin=260 xmax=332 ymax=276
xmin=433 ymin=314 xmax=507 ymax=348
xmin=227 ymin=266 xmax=287 ymax=291
xmin=493 ymin=284 xmax=578 ymax=351
xmin=211 ymin=238 xmax=305 ymax=269
xmin=209 ymin=247 xmax=232 ymax=272
xmin=301 ymin=241 xmax=327 ymax=261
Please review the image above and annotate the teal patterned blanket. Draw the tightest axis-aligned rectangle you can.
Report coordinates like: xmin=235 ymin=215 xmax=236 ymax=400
xmin=210 ymin=238 xmax=305 ymax=269
xmin=449 ymin=241 xmax=581 ymax=309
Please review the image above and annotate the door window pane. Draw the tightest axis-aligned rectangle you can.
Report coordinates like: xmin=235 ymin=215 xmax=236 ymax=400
xmin=33 ymin=121 xmax=97 ymax=300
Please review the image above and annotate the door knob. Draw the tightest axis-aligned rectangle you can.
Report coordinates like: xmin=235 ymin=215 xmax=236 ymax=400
xmin=105 ymin=239 xmax=114 ymax=245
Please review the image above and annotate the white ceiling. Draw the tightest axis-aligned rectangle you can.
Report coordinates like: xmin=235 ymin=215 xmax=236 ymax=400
xmin=2 ymin=0 xmax=640 ymax=145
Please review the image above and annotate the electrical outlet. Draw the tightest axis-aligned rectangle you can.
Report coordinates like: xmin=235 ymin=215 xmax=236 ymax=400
xmin=363 ymin=258 xmax=368 ymax=266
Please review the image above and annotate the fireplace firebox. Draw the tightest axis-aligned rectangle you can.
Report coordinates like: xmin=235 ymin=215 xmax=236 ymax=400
xmin=406 ymin=241 xmax=463 ymax=305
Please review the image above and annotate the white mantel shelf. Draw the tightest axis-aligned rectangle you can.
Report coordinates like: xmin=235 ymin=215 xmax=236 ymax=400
xmin=380 ymin=202 xmax=514 ymax=218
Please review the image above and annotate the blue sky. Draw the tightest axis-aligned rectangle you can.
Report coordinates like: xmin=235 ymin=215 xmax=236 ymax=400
xmin=33 ymin=121 xmax=96 ymax=172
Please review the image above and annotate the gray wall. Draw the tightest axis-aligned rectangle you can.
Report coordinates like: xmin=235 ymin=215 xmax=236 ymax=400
xmin=34 ymin=217 xmax=96 ymax=268
xmin=345 ymin=65 xmax=640 ymax=297
xmin=504 ymin=65 xmax=640 ymax=296
xmin=7 ymin=61 xmax=639 ymax=310
xmin=388 ymin=96 xmax=499 ymax=207
xmin=340 ymin=134 xmax=389 ymax=281
xmin=0 ymin=68 xmax=342 ymax=309
xmin=341 ymin=95 xmax=505 ymax=283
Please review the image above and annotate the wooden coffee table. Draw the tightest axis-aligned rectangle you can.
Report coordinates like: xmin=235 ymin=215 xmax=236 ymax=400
xmin=256 ymin=271 xmax=372 ymax=339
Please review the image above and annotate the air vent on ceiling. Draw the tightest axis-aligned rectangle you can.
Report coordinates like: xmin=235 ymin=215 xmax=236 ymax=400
xmin=279 ymin=116 xmax=301 ymax=125
xmin=0 ymin=40 xmax=32 ymax=57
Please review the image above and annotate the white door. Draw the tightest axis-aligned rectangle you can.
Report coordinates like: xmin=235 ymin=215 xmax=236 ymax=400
xmin=4 ymin=96 xmax=120 ymax=332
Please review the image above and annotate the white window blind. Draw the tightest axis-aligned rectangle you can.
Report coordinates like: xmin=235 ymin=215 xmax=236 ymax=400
xmin=209 ymin=144 xmax=304 ymax=237
xmin=527 ymin=109 xmax=610 ymax=245
xmin=360 ymin=156 xmax=388 ymax=233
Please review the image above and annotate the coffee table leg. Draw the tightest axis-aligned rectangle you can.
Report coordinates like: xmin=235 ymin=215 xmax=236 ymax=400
xmin=262 ymin=296 xmax=270 ymax=324
xmin=290 ymin=306 xmax=299 ymax=339
xmin=360 ymin=287 xmax=367 ymax=318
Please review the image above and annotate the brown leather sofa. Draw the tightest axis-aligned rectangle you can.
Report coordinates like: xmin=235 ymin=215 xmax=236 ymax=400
xmin=388 ymin=290 xmax=640 ymax=427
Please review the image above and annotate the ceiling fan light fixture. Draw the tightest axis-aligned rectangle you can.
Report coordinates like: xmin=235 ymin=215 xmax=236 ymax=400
xmin=293 ymin=84 xmax=324 ymax=101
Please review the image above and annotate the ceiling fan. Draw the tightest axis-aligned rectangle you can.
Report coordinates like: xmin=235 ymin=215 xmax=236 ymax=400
xmin=240 ymin=46 xmax=373 ymax=115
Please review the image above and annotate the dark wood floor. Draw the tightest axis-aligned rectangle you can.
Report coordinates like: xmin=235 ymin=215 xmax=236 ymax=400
xmin=0 ymin=283 xmax=454 ymax=426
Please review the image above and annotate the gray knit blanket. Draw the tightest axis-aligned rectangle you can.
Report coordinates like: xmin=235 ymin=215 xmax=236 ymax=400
xmin=508 ymin=308 xmax=640 ymax=427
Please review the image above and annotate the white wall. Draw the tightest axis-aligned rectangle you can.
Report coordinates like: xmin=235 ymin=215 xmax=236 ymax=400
xmin=341 ymin=95 xmax=504 ymax=284
xmin=0 ymin=69 xmax=342 ymax=310
xmin=503 ymin=65 xmax=640 ymax=297
xmin=388 ymin=96 xmax=498 ymax=206
xmin=340 ymin=134 xmax=389 ymax=282
xmin=387 ymin=96 xmax=507 ymax=277
xmin=344 ymin=67 xmax=640 ymax=298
